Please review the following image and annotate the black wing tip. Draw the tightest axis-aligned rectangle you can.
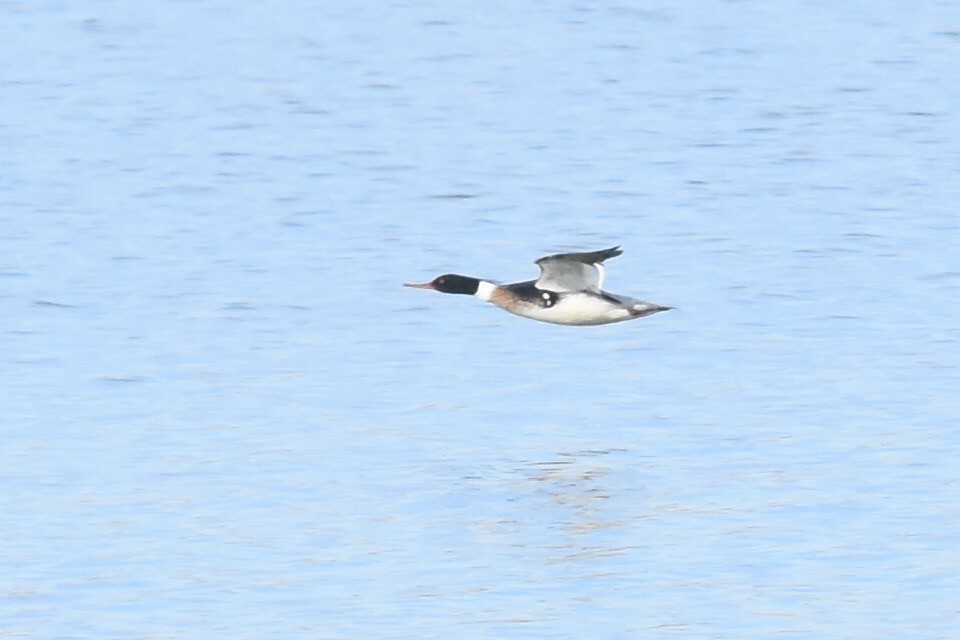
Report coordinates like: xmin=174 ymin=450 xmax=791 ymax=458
xmin=601 ymin=246 xmax=623 ymax=260
xmin=536 ymin=245 xmax=624 ymax=265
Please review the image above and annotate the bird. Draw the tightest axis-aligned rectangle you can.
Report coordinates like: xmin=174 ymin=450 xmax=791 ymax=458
xmin=404 ymin=246 xmax=671 ymax=326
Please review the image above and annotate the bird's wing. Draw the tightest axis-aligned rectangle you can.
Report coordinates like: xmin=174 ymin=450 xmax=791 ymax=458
xmin=533 ymin=246 xmax=623 ymax=292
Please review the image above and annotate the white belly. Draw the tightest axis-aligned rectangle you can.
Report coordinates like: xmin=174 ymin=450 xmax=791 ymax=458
xmin=505 ymin=294 xmax=633 ymax=326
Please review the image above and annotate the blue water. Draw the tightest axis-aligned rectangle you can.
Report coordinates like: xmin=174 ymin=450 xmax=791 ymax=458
xmin=3 ymin=2 xmax=960 ymax=638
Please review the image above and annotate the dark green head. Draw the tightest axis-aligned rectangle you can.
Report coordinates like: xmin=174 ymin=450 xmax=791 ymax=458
xmin=404 ymin=274 xmax=481 ymax=295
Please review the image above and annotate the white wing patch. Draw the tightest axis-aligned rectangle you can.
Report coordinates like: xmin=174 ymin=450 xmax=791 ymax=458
xmin=533 ymin=247 xmax=621 ymax=293
xmin=534 ymin=260 xmax=602 ymax=292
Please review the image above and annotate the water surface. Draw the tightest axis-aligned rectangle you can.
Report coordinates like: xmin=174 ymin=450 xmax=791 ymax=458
xmin=2 ymin=2 xmax=959 ymax=638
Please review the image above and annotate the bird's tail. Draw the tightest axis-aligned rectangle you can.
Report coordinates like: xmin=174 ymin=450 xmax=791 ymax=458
xmin=629 ymin=301 xmax=672 ymax=318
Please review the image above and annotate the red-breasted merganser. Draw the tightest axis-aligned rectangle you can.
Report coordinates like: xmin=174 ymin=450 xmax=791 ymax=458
xmin=404 ymin=246 xmax=671 ymax=326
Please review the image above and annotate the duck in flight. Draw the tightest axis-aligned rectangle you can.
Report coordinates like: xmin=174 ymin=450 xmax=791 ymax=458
xmin=404 ymin=246 xmax=671 ymax=326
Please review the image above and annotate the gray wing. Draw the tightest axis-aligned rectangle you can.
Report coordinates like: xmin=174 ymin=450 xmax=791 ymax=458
xmin=533 ymin=246 xmax=623 ymax=292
